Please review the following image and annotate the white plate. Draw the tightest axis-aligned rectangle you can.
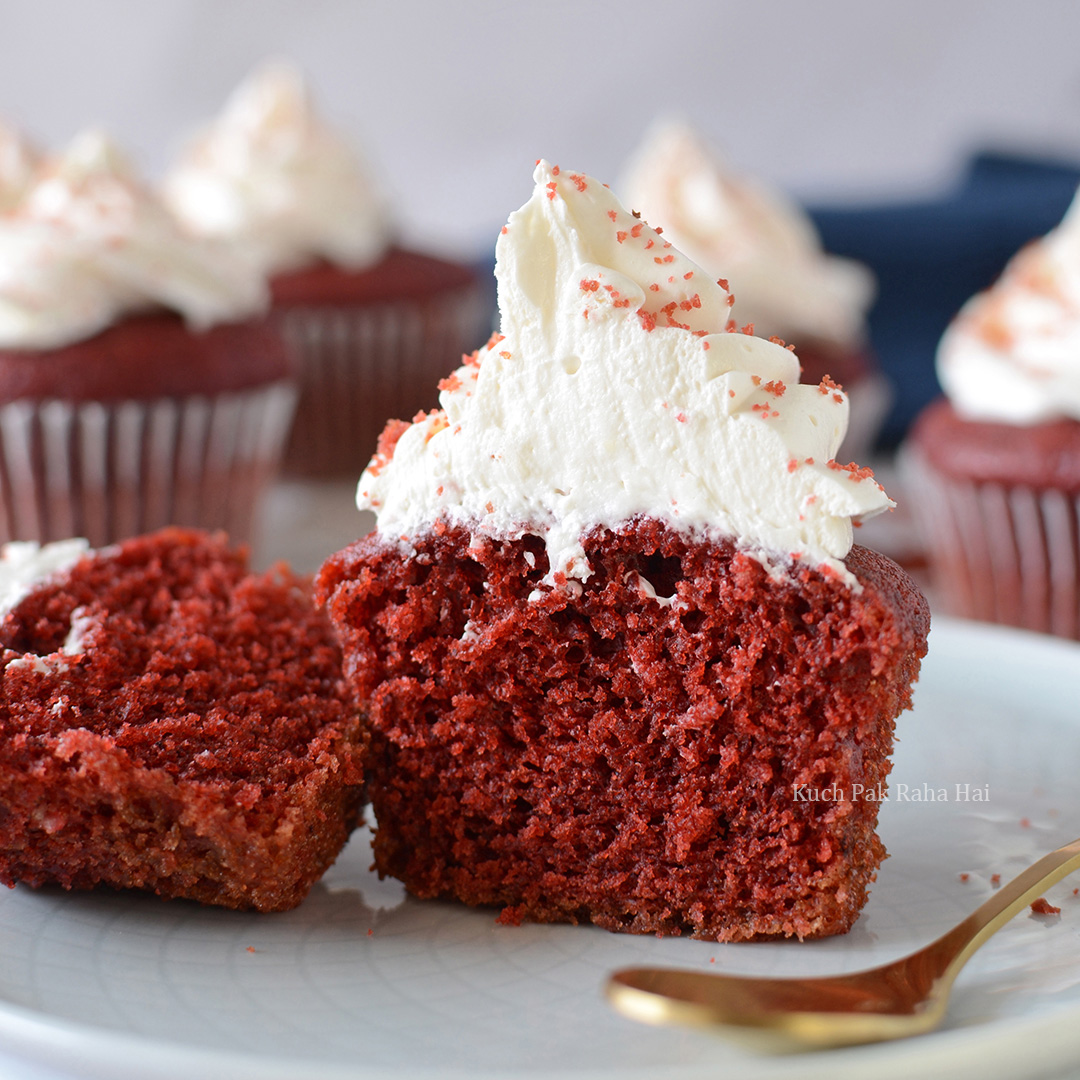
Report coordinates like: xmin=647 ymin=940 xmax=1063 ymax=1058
xmin=0 ymin=618 xmax=1079 ymax=1080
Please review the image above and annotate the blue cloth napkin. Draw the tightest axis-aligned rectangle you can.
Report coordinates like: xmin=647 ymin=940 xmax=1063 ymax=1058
xmin=809 ymin=152 xmax=1080 ymax=447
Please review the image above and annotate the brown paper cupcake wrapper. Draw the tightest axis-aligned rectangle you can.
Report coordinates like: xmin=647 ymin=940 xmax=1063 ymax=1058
xmin=278 ymin=283 xmax=488 ymax=476
xmin=0 ymin=381 xmax=296 ymax=547
xmin=903 ymin=446 xmax=1080 ymax=639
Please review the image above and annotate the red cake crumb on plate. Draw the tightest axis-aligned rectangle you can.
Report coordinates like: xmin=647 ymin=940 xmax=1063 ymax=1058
xmin=0 ymin=528 xmax=364 ymax=911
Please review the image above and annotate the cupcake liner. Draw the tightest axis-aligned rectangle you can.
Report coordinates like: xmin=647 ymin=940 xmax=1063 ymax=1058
xmin=278 ymin=283 xmax=487 ymax=476
xmin=0 ymin=382 xmax=296 ymax=548
xmin=903 ymin=446 xmax=1080 ymax=639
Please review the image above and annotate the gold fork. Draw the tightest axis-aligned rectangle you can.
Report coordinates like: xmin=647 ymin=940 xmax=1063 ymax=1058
xmin=607 ymin=837 xmax=1080 ymax=1050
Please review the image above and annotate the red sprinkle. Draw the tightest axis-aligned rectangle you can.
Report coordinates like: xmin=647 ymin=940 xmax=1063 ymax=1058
xmin=616 ymin=231 xmax=628 ymax=243
xmin=580 ymin=278 xmax=600 ymax=292
xmin=818 ymin=374 xmax=844 ymax=395
xmin=826 ymin=460 xmax=876 ymax=482
xmin=607 ymin=210 xmax=617 ymax=222
xmin=959 ymin=873 xmax=970 ymax=882
xmin=762 ymin=380 xmax=786 ymax=397
xmin=991 ymin=874 xmax=1001 ymax=886
xmin=568 ymin=173 xmax=587 ymax=191
xmin=551 ymin=165 xmax=560 ymax=175
xmin=1031 ymin=897 xmax=1061 ymax=915
xmin=787 ymin=458 xmax=799 ymax=473
xmin=631 ymin=223 xmax=645 ymax=238
xmin=437 ymin=372 xmax=463 ymax=393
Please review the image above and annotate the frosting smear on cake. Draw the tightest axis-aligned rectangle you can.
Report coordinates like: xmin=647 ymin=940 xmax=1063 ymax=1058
xmin=359 ymin=161 xmax=892 ymax=584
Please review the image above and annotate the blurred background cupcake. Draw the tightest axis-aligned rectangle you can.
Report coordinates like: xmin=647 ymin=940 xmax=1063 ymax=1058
xmin=164 ymin=62 xmax=487 ymax=478
xmin=904 ymin=188 xmax=1080 ymax=638
xmin=0 ymin=120 xmax=39 ymax=211
xmin=0 ymin=129 xmax=295 ymax=547
xmin=620 ymin=120 xmax=888 ymax=460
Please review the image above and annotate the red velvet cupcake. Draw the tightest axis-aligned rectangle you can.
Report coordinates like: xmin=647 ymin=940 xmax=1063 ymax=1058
xmin=319 ymin=162 xmax=929 ymax=941
xmin=905 ymin=190 xmax=1080 ymax=638
xmin=620 ymin=120 xmax=888 ymax=459
xmin=165 ymin=63 xmax=485 ymax=477
xmin=0 ymin=131 xmax=295 ymax=547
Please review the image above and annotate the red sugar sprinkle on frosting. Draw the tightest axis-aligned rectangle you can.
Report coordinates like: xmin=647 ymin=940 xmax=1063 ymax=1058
xmin=551 ymin=165 xmax=560 ymax=175
xmin=818 ymin=374 xmax=844 ymax=394
xmin=827 ymin=460 xmax=876 ymax=482
xmin=787 ymin=458 xmax=799 ymax=473
xmin=487 ymin=333 xmax=505 ymax=350
xmin=649 ymin=283 xmax=660 ymax=292
xmin=568 ymin=173 xmax=587 ymax=191
xmin=638 ymin=309 xmax=656 ymax=332
xmin=703 ymin=341 xmax=711 ymax=350
xmin=616 ymin=231 xmax=627 ymax=243
xmin=959 ymin=873 xmax=970 ymax=882
xmin=751 ymin=375 xmax=762 ymax=386
xmin=580 ymin=278 xmax=600 ymax=292
xmin=631 ymin=223 xmax=645 ymax=238
xmin=717 ymin=278 xmax=729 ymax=290
xmin=684 ymin=271 xmax=694 ymax=280
xmin=762 ymin=380 xmax=786 ymax=397
xmin=437 ymin=372 xmax=463 ymax=393
xmin=366 ymin=418 xmax=411 ymax=476
xmin=607 ymin=210 xmax=617 ymax=222
xmin=726 ymin=295 xmax=735 ymax=308
xmin=741 ymin=323 xmax=755 ymax=335
xmin=499 ymin=350 xmax=512 ymax=359
xmin=501 ymin=226 xmax=508 ymax=235
xmin=645 ymin=240 xmax=655 ymax=250
xmin=463 ymin=349 xmax=481 ymax=369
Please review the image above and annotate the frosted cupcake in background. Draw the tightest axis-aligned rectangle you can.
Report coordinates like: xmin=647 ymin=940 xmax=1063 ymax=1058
xmin=620 ymin=120 xmax=887 ymax=459
xmin=165 ymin=62 xmax=485 ymax=477
xmin=0 ymin=130 xmax=295 ymax=546
xmin=905 ymin=188 xmax=1080 ymax=638
xmin=0 ymin=120 xmax=39 ymax=211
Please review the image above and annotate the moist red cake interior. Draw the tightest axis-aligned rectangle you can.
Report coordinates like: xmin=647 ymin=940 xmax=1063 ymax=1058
xmin=0 ymin=528 xmax=364 ymax=911
xmin=319 ymin=519 xmax=929 ymax=941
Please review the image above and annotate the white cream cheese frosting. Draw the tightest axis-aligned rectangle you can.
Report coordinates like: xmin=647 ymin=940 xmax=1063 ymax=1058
xmin=0 ymin=130 xmax=268 ymax=350
xmin=620 ymin=121 xmax=874 ymax=349
xmin=358 ymin=161 xmax=891 ymax=586
xmin=937 ymin=187 xmax=1080 ymax=424
xmin=164 ymin=61 xmax=391 ymax=277
xmin=0 ymin=120 xmax=39 ymax=212
xmin=0 ymin=538 xmax=88 ymax=619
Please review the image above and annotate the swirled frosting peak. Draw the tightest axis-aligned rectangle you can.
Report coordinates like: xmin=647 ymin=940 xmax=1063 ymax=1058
xmin=937 ymin=187 xmax=1080 ymax=424
xmin=0 ymin=129 xmax=268 ymax=350
xmin=358 ymin=161 xmax=892 ymax=586
xmin=164 ymin=61 xmax=391 ymax=276
xmin=621 ymin=120 xmax=874 ymax=348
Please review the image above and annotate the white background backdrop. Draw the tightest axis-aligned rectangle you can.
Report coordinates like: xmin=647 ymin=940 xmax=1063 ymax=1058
xmin=2 ymin=0 xmax=1079 ymax=256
